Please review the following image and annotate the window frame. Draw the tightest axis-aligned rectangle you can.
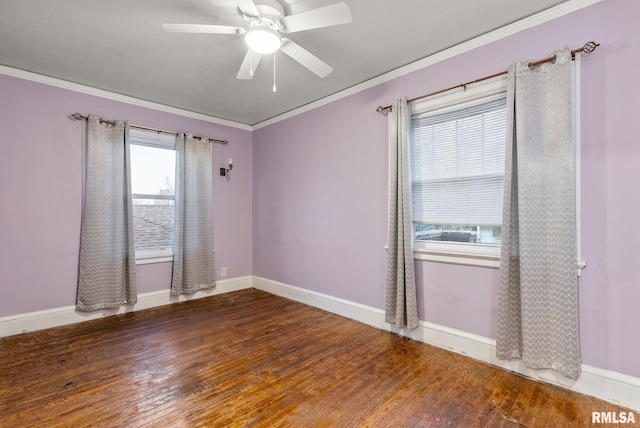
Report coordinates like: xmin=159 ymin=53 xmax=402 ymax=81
xmin=409 ymin=75 xmax=508 ymax=268
xmin=129 ymin=128 xmax=176 ymax=265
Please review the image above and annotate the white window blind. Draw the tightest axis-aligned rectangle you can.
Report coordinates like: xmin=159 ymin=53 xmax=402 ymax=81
xmin=411 ymin=97 xmax=506 ymax=227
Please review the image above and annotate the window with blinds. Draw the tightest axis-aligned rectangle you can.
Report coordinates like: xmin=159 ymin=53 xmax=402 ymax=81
xmin=411 ymin=96 xmax=506 ymax=245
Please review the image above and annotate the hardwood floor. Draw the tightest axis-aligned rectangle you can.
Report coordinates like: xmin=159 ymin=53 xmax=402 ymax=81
xmin=0 ymin=289 xmax=636 ymax=427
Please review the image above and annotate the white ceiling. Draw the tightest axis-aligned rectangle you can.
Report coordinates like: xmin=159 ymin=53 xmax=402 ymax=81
xmin=0 ymin=0 xmax=570 ymax=126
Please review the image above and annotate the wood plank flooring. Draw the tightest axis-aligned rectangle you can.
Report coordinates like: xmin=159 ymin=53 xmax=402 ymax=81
xmin=0 ymin=289 xmax=636 ymax=427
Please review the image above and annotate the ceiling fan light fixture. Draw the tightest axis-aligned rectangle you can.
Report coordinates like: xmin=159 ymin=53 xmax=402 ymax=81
xmin=245 ymin=26 xmax=281 ymax=54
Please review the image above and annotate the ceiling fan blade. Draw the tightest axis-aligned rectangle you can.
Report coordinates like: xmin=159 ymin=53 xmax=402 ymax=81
xmin=279 ymin=2 xmax=352 ymax=33
xmin=236 ymin=0 xmax=260 ymax=18
xmin=237 ymin=49 xmax=263 ymax=79
xmin=280 ymin=39 xmax=333 ymax=78
xmin=162 ymin=23 xmax=245 ymax=35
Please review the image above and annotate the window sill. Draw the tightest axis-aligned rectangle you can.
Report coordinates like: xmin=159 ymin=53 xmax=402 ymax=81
xmin=136 ymin=256 xmax=173 ymax=265
xmin=405 ymin=242 xmax=588 ymax=274
xmin=135 ymin=249 xmax=174 ymax=265
xmin=413 ymin=242 xmax=500 ymax=268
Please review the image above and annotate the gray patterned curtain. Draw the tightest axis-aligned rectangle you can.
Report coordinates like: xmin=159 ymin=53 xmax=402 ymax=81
xmin=497 ymin=48 xmax=581 ymax=379
xmin=385 ymin=97 xmax=419 ymax=329
xmin=171 ymin=133 xmax=216 ymax=295
xmin=77 ymin=115 xmax=137 ymax=311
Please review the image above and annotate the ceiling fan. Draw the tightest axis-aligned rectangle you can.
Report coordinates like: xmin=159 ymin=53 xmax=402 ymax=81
xmin=162 ymin=0 xmax=352 ymax=80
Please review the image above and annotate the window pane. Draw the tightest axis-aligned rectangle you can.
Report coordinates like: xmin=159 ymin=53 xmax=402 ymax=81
xmin=132 ymin=198 xmax=175 ymax=251
xmin=130 ymin=144 xmax=176 ymax=196
xmin=415 ymin=224 xmax=501 ymax=245
xmin=130 ymin=139 xmax=176 ymax=255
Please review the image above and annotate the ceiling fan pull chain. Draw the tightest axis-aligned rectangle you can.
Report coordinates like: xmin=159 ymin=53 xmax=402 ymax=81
xmin=273 ymin=52 xmax=277 ymax=92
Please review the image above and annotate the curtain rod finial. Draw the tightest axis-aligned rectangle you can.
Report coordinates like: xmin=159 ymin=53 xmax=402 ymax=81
xmin=376 ymin=106 xmax=391 ymax=116
xmin=582 ymin=41 xmax=599 ymax=54
xmin=68 ymin=112 xmax=86 ymax=121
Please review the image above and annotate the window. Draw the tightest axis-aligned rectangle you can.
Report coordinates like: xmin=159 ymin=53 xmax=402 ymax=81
xmin=130 ymin=129 xmax=176 ymax=263
xmin=410 ymin=76 xmax=507 ymax=267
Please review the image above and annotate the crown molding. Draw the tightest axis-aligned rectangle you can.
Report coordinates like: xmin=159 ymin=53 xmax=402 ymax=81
xmin=251 ymin=0 xmax=603 ymax=130
xmin=0 ymin=0 xmax=603 ymax=132
xmin=0 ymin=65 xmax=253 ymax=132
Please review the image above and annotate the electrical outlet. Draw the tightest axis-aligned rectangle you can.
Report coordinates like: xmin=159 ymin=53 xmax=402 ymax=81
xmin=221 ymin=267 xmax=227 ymax=277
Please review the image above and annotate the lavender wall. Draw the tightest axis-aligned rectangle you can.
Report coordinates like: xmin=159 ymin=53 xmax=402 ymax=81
xmin=0 ymin=75 xmax=253 ymax=316
xmin=253 ymin=0 xmax=640 ymax=378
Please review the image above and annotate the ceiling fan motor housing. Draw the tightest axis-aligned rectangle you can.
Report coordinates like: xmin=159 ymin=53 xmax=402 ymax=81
xmin=254 ymin=0 xmax=286 ymax=20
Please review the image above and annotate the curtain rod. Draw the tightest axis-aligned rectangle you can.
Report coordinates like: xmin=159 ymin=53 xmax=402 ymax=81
xmin=375 ymin=41 xmax=599 ymax=115
xmin=67 ymin=113 xmax=229 ymax=145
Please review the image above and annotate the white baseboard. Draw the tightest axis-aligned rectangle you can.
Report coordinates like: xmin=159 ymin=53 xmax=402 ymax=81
xmin=0 ymin=276 xmax=252 ymax=337
xmin=252 ymin=275 xmax=640 ymax=412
